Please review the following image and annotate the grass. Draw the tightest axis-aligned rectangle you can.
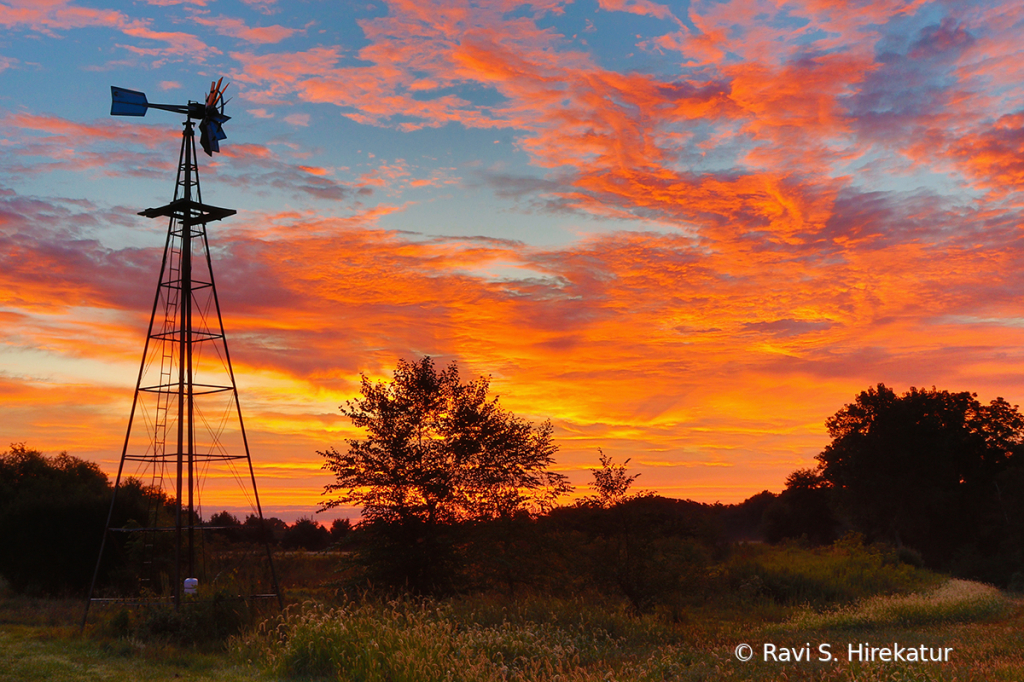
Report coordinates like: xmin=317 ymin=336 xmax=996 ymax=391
xmin=723 ymin=537 xmax=941 ymax=606
xmin=787 ymin=579 xmax=1010 ymax=631
xmin=0 ymin=587 xmax=265 ymax=682
xmin=3 ymin=545 xmax=1024 ymax=681
xmin=0 ymin=624 xmax=265 ymax=682
xmin=234 ymin=584 xmax=1024 ymax=681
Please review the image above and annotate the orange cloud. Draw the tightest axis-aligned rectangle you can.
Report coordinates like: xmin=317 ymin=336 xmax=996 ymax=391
xmin=8 ymin=182 xmax=1024 ymax=507
xmin=8 ymin=0 xmax=1024 ymax=511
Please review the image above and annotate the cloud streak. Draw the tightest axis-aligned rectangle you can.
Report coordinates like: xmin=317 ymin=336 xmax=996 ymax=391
xmin=4 ymin=0 xmax=1024 ymax=510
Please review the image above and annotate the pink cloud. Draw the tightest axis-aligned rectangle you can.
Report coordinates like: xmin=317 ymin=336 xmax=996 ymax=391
xmin=187 ymin=14 xmax=299 ymax=44
xmin=0 ymin=0 xmax=217 ymax=63
xmin=598 ymin=0 xmax=684 ymax=25
xmin=283 ymin=112 xmax=310 ymax=127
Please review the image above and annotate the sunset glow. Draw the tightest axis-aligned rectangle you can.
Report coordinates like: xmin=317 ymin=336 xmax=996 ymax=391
xmin=2 ymin=0 xmax=1023 ymax=520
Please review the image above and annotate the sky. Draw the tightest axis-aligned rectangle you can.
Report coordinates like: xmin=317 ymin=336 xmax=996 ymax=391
xmin=2 ymin=0 xmax=1024 ymax=523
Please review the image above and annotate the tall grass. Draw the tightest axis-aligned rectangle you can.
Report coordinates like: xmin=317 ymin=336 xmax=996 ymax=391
xmin=233 ymin=596 xmax=698 ymax=681
xmin=789 ymin=579 xmax=1009 ymax=630
xmin=234 ymin=582 xmax=1021 ymax=682
xmin=725 ymin=537 xmax=938 ymax=606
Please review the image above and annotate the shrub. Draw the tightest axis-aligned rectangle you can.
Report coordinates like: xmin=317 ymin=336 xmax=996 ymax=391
xmin=99 ymin=587 xmax=252 ymax=648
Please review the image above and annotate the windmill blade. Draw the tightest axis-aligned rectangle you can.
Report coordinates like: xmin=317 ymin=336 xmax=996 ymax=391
xmin=111 ymin=86 xmax=149 ymax=116
xmin=199 ymin=112 xmax=230 ymax=156
xmin=199 ymin=77 xmax=232 ymax=155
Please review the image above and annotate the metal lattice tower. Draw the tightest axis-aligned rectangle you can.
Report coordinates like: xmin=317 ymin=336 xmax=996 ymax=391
xmin=83 ymin=102 xmax=282 ymax=625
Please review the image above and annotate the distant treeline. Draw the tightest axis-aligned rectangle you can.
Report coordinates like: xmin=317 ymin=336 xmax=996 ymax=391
xmin=3 ymin=381 xmax=1023 ymax=600
xmin=0 ymin=444 xmax=347 ymax=595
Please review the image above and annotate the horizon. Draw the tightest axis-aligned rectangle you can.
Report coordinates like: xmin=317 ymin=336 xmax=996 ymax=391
xmin=2 ymin=0 xmax=1023 ymax=521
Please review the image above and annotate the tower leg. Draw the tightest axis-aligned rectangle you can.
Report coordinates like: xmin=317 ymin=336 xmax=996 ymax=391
xmin=82 ymin=118 xmax=281 ymax=629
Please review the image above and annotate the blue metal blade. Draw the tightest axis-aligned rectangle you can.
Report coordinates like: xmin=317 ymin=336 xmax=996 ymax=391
xmin=110 ymin=86 xmax=148 ymax=116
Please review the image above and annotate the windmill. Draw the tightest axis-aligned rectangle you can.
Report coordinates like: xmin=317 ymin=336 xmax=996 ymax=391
xmin=83 ymin=80 xmax=282 ymax=627
xmin=111 ymin=79 xmax=231 ymax=155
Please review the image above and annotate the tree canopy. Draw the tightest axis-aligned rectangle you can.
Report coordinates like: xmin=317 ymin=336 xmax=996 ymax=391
xmin=0 ymin=444 xmax=171 ymax=594
xmin=320 ymin=357 xmax=570 ymax=524
xmin=318 ymin=357 xmax=571 ymax=591
xmin=815 ymin=383 xmax=1024 ymax=575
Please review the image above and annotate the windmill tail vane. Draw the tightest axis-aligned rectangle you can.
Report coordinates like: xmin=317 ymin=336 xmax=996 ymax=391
xmin=110 ymin=79 xmax=232 ymax=156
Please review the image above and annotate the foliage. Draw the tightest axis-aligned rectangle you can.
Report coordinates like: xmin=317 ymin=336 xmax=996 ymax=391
xmin=241 ymin=514 xmax=288 ymax=544
xmin=724 ymin=536 xmax=938 ymax=607
xmin=586 ymin=449 xmax=642 ymax=508
xmin=0 ymin=444 xmax=111 ymax=594
xmin=321 ymin=357 xmax=571 ymax=522
xmin=282 ymin=517 xmax=330 ymax=551
xmin=133 ymin=589 xmax=252 ymax=647
xmin=0 ymin=444 xmax=170 ymax=595
xmin=577 ymin=454 xmax=669 ymax=613
xmin=235 ymin=573 xmax=1022 ymax=682
xmin=6 ymin=542 xmax=1023 ymax=682
xmin=234 ymin=596 xmax=677 ymax=682
xmin=207 ymin=510 xmax=243 ymax=542
xmin=761 ymin=468 xmax=838 ymax=545
xmin=816 ymin=384 xmax=1024 ymax=581
xmin=328 ymin=517 xmax=352 ymax=543
xmin=319 ymin=357 xmax=571 ymax=592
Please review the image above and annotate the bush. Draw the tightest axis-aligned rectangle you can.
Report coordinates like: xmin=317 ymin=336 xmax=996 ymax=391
xmin=98 ymin=588 xmax=251 ymax=648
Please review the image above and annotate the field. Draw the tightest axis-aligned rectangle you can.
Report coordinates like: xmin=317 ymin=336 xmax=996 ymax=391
xmin=2 ymin=544 xmax=1023 ymax=682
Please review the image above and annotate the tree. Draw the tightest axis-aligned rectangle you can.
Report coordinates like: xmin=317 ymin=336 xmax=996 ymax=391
xmin=242 ymin=514 xmax=288 ymax=544
xmin=761 ymin=468 xmax=837 ymax=545
xmin=329 ymin=518 xmax=352 ymax=544
xmin=816 ymin=384 xmax=1024 ymax=575
xmin=586 ymin=449 xmax=642 ymax=508
xmin=549 ymin=454 xmax=720 ymax=614
xmin=0 ymin=444 xmax=111 ymax=593
xmin=319 ymin=357 xmax=571 ymax=591
xmin=0 ymin=444 xmax=171 ymax=594
xmin=208 ymin=510 xmax=242 ymax=542
xmin=282 ymin=517 xmax=331 ymax=551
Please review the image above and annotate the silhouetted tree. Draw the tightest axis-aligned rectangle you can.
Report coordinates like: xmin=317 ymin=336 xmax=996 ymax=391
xmin=761 ymin=468 xmax=837 ymax=545
xmin=242 ymin=514 xmax=288 ymax=544
xmin=0 ymin=444 xmax=170 ymax=594
xmin=0 ymin=445 xmax=111 ymax=593
xmin=319 ymin=357 xmax=571 ymax=592
xmin=579 ymin=453 xmax=666 ymax=612
xmin=587 ymin=449 xmax=642 ymax=508
xmin=719 ymin=490 xmax=776 ymax=542
xmin=816 ymin=384 xmax=1024 ymax=577
xmin=329 ymin=518 xmax=352 ymax=544
xmin=208 ymin=510 xmax=242 ymax=542
xmin=283 ymin=517 xmax=331 ymax=551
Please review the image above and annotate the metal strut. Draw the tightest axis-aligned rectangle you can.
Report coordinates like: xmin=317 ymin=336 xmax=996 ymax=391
xmin=82 ymin=120 xmax=282 ymax=631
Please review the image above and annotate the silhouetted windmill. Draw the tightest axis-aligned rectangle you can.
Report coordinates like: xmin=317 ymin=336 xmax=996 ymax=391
xmin=83 ymin=81 xmax=281 ymax=627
